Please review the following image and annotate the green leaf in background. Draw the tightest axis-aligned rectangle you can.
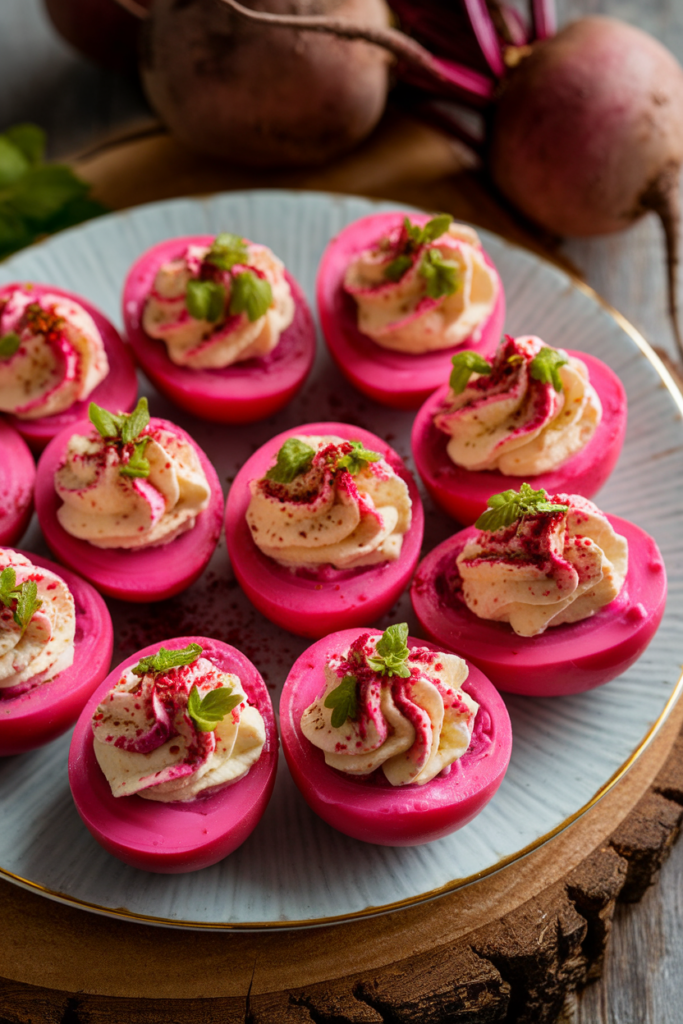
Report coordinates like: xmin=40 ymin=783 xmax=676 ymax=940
xmin=0 ymin=123 xmax=108 ymax=262
xmin=204 ymin=232 xmax=248 ymax=271
xmin=5 ymin=124 xmax=45 ymax=166
xmin=419 ymin=248 xmax=460 ymax=299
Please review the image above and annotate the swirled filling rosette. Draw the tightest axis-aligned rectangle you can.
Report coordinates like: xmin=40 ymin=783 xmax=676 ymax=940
xmin=412 ymin=334 xmax=627 ymax=524
xmin=280 ymin=624 xmax=511 ymax=845
xmin=225 ymin=422 xmax=424 ymax=638
xmin=0 ymin=283 xmax=137 ymax=450
xmin=122 ymin=232 xmax=315 ymax=423
xmin=35 ymin=399 xmax=223 ymax=601
xmin=316 ymin=211 xmax=505 ymax=408
xmin=411 ymin=485 xmax=667 ymax=696
xmin=69 ymin=637 xmax=278 ymax=872
xmin=0 ymin=548 xmax=112 ymax=755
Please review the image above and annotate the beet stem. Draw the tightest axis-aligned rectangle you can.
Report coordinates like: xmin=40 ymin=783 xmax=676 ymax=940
xmin=641 ymin=164 xmax=683 ymax=362
xmin=218 ymin=0 xmax=496 ymax=105
xmin=487 ymin=1 xmax=529 ymax=47
xmin=109 ymin=0 xmax=149 ymax=19
xmin=529 ymin=0 xmax=556 ymax=41
xmin=462 ymin=0 xmax=505 ymax=77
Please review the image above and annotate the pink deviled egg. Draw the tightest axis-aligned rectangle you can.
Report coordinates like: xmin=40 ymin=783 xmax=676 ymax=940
xmin=0 ymin=548 xmax=113 ymax=755
xmin=69 ymin=636 xmax=278 ymax=873
xmin=35 ymin=398 xmax=223 ymax=602
xmin=0 ymin=420 xmax=35 ymax=545
xmin=122 ymin=233 xmax=316 ymax=423
xmin=280 ymin=624 xmax=512 ymax=846
xmin=411 ymin=486 xmax=667 ymax=697
xmin=0 ymin=283 xmax=138 ymax=451
xmin=225 ymin=422 xmax=424 ymax=638
xmin=412 ymin=335 xmax=627 ymax=525
xmin=316 ymin=211 xmax=505 ymax=409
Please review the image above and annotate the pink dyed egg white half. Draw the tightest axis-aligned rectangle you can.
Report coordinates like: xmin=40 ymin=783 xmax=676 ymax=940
xmin=316 ymin=212 xmax=505 ymax=409
xmin=224 ymin=422 xmax=424 ymax=638
xmin=0 ymin=550 xmax=113 ymax=755
xmin=411 ymin=515 xmax=667 ymax=697
xmin=68 ymin=636 xmax=278 ymax=873
xmin=35 ymin=417 xmax=224 ymax=602
xmin=280 ymin=628 xmax=512 ymax=846
xmin=412 ymin=350 xmax=627 ymax=525
xmin=122 ymin=235 xmax=316 ymax=423
xmin=0 ymin=420 xmax=35 ymax=545
xmin=0 ymin=283 xmax=138 ymax=451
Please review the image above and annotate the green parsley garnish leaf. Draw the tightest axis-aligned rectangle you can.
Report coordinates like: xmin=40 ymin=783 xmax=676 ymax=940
xmin=475 ymin=482 xmax=569 ymax=533
xmin=419 ymin=247 xmax=459 ymax=299
xmin=324 ymin=673 xmax=358 ymax=729
xmin=131 ymin=643 xmax=203 ymax=677
xmin=529 ymin=347 xmax=569 ymax=392
xmin=336 ymin=440 xmax=382 ymax=476
xmin=186 ymin=279 xmax=226 ymax=323
xmin=119 ymin=436 xmax=151 ymax=479
xmin=120 ymin=397 xmax=150 ymax=445
xmin=229 ymin=270 xmax=272 ymax=322
xmin=265 ymin=438 xmax=316 ymax=483
xmin=204 ymin=232 xmax=248 ymax=271
xmin=0 ymin=331 xmax=21 ymax=359
xmin=421 ymin=213 xmax=453 ymax=243
xmin=89 ymin=397 xmax=149 ymax=446
xmin=187 ymin=682 xmax=243 ymax=732
xmin=0 ymin=568 xmax=43 ymax=633
xmin=367 ymin=623 xmax=411 ymax=679
xmin=449 ymin=351 xmax=492 ymax=393
xmin=384 ymin=254 xmax=413 ymax=282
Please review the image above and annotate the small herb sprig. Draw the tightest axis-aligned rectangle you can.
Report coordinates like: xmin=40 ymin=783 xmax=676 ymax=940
xmin=529 ymin=347 xmax=569 ymax=392
xmin=367 ymin=623 xmax=412 ymax=678
xmin=0 ymin=331 xmax=20 ymax=360
xmin=185 ymin=233 xmax=273 ymax=324
xmin=0 ymin=567 xmax=42 ymax=633
xmin=323 ymin=674 xmax=358 ymax=729
xmin=131 ymin=642 xmax=203 ymax=677
xmin=187 ymin=682 xmax=243 ymax=732
xmin=89 ymin=397 xmax=152 ymax=480
xmin=474 ymin=483 xmax=569 ymax=532
xmin=449 ymin=351 xmax=493 ymax=393
xmin=335 ymin=441 xmax=381 ymax=475
xmin=383 ymin=214 xmax=459 ymax=299
xmin=265 ymin=438 xmax=316 ymax=483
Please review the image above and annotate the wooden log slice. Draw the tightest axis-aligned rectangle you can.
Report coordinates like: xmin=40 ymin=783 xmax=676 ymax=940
xmin=1 ymin=695 xmax=681 ymax=1024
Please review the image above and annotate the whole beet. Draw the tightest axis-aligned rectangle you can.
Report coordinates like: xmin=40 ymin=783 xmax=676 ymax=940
xmin=490 ymin=17 xmax=683 ymax=238
xmin=140 ymin=0 xmax=392 ymax=168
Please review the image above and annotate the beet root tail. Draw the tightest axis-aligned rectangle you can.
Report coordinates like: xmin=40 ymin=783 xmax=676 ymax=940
xmin=640 ymin=162 xmax=683 ymax=363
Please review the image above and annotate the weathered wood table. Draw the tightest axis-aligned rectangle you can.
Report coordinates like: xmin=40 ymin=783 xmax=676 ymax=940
xmin=1 ymin=1 xmax=683 ymax=1022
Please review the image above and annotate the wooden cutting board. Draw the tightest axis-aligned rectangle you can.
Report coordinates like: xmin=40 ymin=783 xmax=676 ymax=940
xmin=1 ymin=110 xmax=682 ymax=1023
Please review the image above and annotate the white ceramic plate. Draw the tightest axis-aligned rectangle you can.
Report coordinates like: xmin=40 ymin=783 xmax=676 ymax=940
xmin=1 ymin=190 xmax=681 ymax=930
